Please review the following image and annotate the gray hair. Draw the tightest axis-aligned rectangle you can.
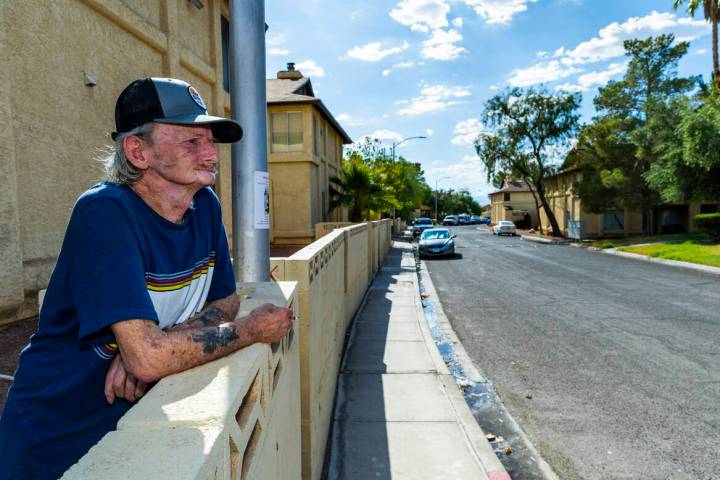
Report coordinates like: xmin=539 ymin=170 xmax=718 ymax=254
xmin=99 ymin=123 xmax=155 ymax=185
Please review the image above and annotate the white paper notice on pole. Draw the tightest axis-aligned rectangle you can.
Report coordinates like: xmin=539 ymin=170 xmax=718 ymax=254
xmin=254 ymin=171 xmax=270 ymax=229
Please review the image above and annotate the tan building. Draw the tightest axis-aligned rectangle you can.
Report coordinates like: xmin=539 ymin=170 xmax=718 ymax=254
xmin=266 ymin=65 xmax=352 ymax=246
xmin=539 ymin=169 xmax=719 ymax=238
xmin=488 ymin=179 xmax=538 ymax=227
xmin=1 ymin=1 xmax=349 ymax=324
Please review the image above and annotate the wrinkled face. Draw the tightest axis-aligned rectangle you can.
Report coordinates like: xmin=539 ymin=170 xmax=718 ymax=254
xmin=143 ymin=123 xmax=219 ymax=189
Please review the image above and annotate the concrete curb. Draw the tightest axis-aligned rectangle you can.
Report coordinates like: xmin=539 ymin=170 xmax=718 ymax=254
xmin=521 ymin=235 xmax=570 ymax=245
xmin=418 ymin=261 xmax=559 ymax=480
xmin=414 ymin=261 xmax=511 ymax=480
xmin=600 ymin=248 xmax=720 ymax=276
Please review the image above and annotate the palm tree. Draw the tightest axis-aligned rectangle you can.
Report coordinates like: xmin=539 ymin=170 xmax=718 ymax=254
xmin=329 ymin=158 xmax=386 ymax=222
xmin=674 ymin=0 xmax=720 ymax=94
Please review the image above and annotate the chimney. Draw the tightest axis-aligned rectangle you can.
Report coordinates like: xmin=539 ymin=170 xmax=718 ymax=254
xmin=277 ymin=62 xmax=303 ymax=80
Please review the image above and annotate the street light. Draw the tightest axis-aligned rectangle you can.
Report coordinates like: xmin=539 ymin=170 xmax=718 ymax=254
xmin=391 ymin=135 xmax=427 ymax=162
xmin=389 ymin=135 xmax=427 ymax=220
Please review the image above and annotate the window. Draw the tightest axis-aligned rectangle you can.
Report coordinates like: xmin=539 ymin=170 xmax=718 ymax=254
xmin=503 ymin=192 xmax=511 ymax=201
xmin=271 ymin=112 xmax=303 ymax=152
xmin=313 ymin=115 xmax=319 ymax=155
xmin=320 ymin=122 xmax=327 ymax=156
xmin=221 ymin=16 xmax=229 ymax=93
xmin=700 ymin=204 xmax=719 ymax=213
xmin=603 ymin=211 xmax=624 ymax=231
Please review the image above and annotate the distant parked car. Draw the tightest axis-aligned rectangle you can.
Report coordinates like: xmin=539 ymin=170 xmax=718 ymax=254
xmin=442 ymin=215 xmax=458 ymax=226
xmin=418 ymin=228 xmax=456 ymax=258
xmin=479 ymin=216 xmax=491 ymax=225
xmin=469 ymin=215 xmax=481 ymax=224
xmin=458 ymin=214 xmax=470 ymax=225
xmin=411 ymin=217 xmax=434 ymax=238
xmin=492 ymin=220 xmax=517 ymax=236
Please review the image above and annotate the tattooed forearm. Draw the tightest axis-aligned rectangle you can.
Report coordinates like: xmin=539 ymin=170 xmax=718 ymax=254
xmin=169 ymin=306 xmax=227 ymax=331
xmin=191 ymin=325 xmax=240 ymax=354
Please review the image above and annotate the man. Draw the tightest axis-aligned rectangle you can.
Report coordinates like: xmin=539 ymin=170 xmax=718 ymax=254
xmin=0 ymin=78 xmax=293 ymax=479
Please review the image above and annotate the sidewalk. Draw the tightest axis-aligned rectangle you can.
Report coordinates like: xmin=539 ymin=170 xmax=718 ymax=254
xmin=327 ymin=240 xmax=510 ymax=480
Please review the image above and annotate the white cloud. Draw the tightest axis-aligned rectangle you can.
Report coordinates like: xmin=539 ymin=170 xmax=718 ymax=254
xmin=451 ymin=118 xmax=484 ymax=146
xmin=508 ymin=60 xmax=582 ymax=87
xmin=463 ymin=0 xmax=538 ymax=25
xmin=398 ymin=83 xmax=471 ymax=116
xmin=295 ymin=60 xmax=325 ymax=77
xmin=452 ymin=17 xmax=464 ymax=27
xmin=269 ymin=48 xmax=289 ymax=56
xmin=389 ymin=0 xmax=450 ymax=33
xmin=347 ymin=41 xmax=410 ymax=62
xmin=363 ymin=129 xmax=404 ymax=142
xmin=513 ymin=12 xmax=709 ymax=89
xmin=560 ymin=11 xmax=709 ymax=66
xmin=555 ymin=62 xmax=628 ymax=92
xmin=383 ymin=60 xmax=420 ymax=76
xmin=694 ymin=48 xmax=709 ymax=55
xmin=336 ymin=113 xmax=352 ymax=122
xmin=555 ymin=83 xmax=585 ymax=93
xmin=266 ymin=34 xmax=286 ymax=47
xmin=427 ymin=155 xmax=494 ymax=200
xmin=426 ymin=128 xmax=434 ymax=136
xmin=577 ymin=62 xmax=627 ymax=88
xmin=422 ymin=28 xmax=467 ymax=60
xmin=489 ymin=84 xmax=500 ymax=91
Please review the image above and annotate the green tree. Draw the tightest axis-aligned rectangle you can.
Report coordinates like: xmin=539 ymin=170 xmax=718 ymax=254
xmin=476 ymin=87 xmax=581 ymax=237
xmin=674 ymin=0 xmax=720 ymax=94
xmin=645 ymin=96 xmax=720 ymax=201
xmin=335 ymin=137 xmax=431 ymax=221
xmin=329 ymin=157 xmax=386 ymax=222
xmin=567 ymin=35 xmax=700 ymax=231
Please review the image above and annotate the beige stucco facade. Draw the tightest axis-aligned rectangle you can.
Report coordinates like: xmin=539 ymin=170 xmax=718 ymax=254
xmin=488 ymin=180 xmax=539 ymax=227
xmin=539 ymin=169 xmax=718 ymax=238
xmin=268 ymin=103 xmax=347 ymax=246
xmin=1 ymin=1 xmax=350 ymax=324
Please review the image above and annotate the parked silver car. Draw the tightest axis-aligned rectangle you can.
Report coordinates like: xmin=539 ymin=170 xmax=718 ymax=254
xmin=418 ymin=228 xmax=456 ymax=258
xmin=492 ymin=221 xmax=517 ymax=236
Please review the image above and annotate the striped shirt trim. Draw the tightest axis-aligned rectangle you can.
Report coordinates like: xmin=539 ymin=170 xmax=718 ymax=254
xmin=93 ymin=343 xmax=118 ymax=360
xmin=145 ymin=253 xmax=215 ymax=292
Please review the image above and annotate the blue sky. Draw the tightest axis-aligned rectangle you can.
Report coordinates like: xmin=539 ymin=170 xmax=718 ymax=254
xmin=265 ymin=0 xmax=712 ymax=204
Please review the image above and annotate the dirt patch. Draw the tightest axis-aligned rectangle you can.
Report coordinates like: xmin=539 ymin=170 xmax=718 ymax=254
xmin=0 ymin=318 xmax=38 ymax=413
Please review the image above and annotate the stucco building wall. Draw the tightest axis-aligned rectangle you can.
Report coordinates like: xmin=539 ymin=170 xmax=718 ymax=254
xmin=489 ymin=190 xmax=538 ymax=226
xmin=268 ymin=104 xmax=346 ymax=246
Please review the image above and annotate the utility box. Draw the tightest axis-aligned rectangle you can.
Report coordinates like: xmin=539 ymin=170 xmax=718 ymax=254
xmin=567 ymin=220 xmax=586 ymax=240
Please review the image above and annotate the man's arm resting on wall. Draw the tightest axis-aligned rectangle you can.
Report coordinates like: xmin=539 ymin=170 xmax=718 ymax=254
xmin=165 ymin=294 xmax=241 ymax=331
xmin=109 ymin=300 xmax=293 ymax=384
xmin=105 ymin=293 xmax=242 ymax=404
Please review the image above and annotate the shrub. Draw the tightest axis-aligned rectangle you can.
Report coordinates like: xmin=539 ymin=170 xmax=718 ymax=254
xmin=694 ymin=213 xmax=720 ymax=242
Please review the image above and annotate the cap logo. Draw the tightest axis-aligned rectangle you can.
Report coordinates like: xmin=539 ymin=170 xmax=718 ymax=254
xmin=188 ymin=86 xmax=206 ymax=110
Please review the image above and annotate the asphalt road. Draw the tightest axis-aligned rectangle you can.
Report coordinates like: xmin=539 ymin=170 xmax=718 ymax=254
xmin=423 ymin=226 xmax=720 ymax=480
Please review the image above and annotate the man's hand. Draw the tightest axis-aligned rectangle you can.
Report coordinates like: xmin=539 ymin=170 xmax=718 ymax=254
xmin=239 ymin=303 xmax=293 ymax=344
xmin=104 ymin=353 xmax=148 ymax=405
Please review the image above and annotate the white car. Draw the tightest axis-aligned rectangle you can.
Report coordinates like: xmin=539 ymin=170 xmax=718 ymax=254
xmin=492 ymin=221 xmax=517 ymax=236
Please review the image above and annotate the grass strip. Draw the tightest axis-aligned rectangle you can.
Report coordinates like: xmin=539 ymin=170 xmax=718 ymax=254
xmin=619 ymin=241 xmax=720 ymax=268
xmin=586 ymin=233 xmax=709 ymax=249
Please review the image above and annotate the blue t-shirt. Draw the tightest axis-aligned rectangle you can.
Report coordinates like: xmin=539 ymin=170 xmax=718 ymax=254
xmin=0 ymin=182 xmax=236 ymax=479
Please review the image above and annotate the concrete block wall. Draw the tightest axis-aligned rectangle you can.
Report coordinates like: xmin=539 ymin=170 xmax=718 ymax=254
xmin=315 ymin=222 xmax=353 ymax=240
xmin=62 ymin=282 xmax=301 ymax=480
xmin=271 ymin=219 xmax=392 ymax=480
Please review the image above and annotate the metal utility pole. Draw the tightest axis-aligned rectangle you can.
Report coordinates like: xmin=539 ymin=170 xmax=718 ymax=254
xmin=229 ymin=0 xmax=270 ymax=282
xmin=390 ymin=135 xmax=427 ymax=220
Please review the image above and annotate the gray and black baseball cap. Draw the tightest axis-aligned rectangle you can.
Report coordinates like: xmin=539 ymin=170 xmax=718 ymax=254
xmin=112 ymin=77 xmax=243 ymax=143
